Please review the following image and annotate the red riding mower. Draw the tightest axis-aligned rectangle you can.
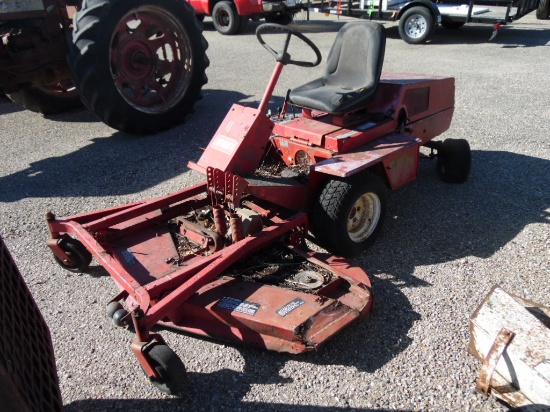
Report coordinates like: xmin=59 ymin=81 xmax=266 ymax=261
xmin=46 ymin=21 xmax=470 ymax=394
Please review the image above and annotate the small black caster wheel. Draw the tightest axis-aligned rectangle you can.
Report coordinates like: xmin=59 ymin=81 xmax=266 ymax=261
xmin=112 ymin=308 xmax=130 ymax=327
xmin=106 ymin=301 xmax=123 ymax=318
xmin=52 ymin=237 xmax=92 ymax=273
xmin=145 ymin=343 xmax=187 ymax=395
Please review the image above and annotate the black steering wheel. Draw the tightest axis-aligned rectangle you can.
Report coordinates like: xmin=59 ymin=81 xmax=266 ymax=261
xmin=256 ymin=23 xmax=322 ymax=68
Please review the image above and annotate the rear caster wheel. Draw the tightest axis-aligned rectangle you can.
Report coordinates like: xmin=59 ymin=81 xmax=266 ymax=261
xmin=146 ymin=343 xmax=187 ymax=395
xmin=436 ymin=138 xmax=471 ymax=183
xmin=312 ymin=171 xmax=387 ymax=257
xmin=53 ymin=237 xmax=92 ymax=273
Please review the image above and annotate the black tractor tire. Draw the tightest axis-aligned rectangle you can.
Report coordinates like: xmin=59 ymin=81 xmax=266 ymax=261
xmin=265 ymin=12 xmax=294 ymax=25
xmin=398 ymin=6 xmax=435 ymax=44
xmin=311 ymin=171 xmax=388 ymax=257
xmin=146 ymin=343 xmax=187 ymax=395
xmin=52 ymin=237 xmax=92 ymax=273
xmin=436 ymin=138 xmax=471 ymax=183
xmin=212 ymin=1 xmax=241 ymax=35
xmin=8 ymin=85 xmax=83 ymax=115
xmin=536 ymin=0 xmax=550 ymax=19
xmin=69 ymin=0 xmax=209 ymax=135
xmin=441 ymin=20 xmax=465 ymax=29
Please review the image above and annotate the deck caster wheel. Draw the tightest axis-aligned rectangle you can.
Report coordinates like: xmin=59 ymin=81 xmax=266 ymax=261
xmin=106 ymin=301 xmax=130 ymax=326
xmin=52 ymin=237 xmax=92 ymax=273
xmin=145 ymin=343 xmax=187 ymax=395
xmin=112 ymin=308 xmax=130 ymax=327
xmin=312 ymin=171 xmax=387 ymax=257
xmin=106 ymin=301 xmax=123 ymax=318
xmin=436 ymin=138 xmax=471 ymax=183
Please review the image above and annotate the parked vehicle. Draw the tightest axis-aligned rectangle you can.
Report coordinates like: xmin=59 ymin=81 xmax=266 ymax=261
xmin=0 ymin=0 xmax=209 ymax=134
xmin=310 ymin=0 xmax=542 ymax=43
xmin=190 ymin=0 xmax=308 ymax=34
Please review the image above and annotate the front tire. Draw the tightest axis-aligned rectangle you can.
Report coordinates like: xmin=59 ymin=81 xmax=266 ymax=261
xmin=69 ymin=0 xmax=209 ymax=134
xmin=436 ymin=138 xmax=471 ymax=183
xmin=8 ymin=84 xmax=83 ymax=115
xmin=52 ymin=237 xmax=92 ymax=273
xmin=146 ymin=343 xmax=187 ymax=395
xmin=312 ymin=171 xmax=387 ymax=257
xmin=398 ymin=7 xmax=435 ymax=44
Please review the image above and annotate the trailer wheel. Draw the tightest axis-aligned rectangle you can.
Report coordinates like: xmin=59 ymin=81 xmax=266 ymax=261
xmin=69 ymin=0 xmax=209 ymax=134
xmin=53 ymin=238 xmax=92 ymax=273
xmin=441 ymin=21 xmax=465 ymax=29
xmin=536 ymin=0 xmax=550 ymax=19
xmin=146 ymin=343 xmax=187 ymax=395
xmin=312 ymin=171 xmax=387 ymax=257
xmin=398 ymin=7 xmax=435 ymax=44
xmin=436 ymin=138 xmax=471 ymax=183
xmin=265 ymin=12 xmax=294 ymax=25
xmin=8 ymin=84 xmax=83 ymax=115
xmin=212 ymin=1 xmax=241 ymax=34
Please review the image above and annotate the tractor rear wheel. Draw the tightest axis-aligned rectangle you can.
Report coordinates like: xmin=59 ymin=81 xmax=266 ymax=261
xmin=8 ymin=84 xmax=82 ymax=115
xmin=536 ymin=0 xmax=550 ymax=19
xmin=145 ymin=343 xmax=187 ymax=395
xmin=69 ymin=0 xmax=209 ymax=134
xmin=312 ymin=171 xmax=387 ymax=257
xmin=436 ymin=138 xmax=471 ymax=183
xmin=398 ymin=7 xmax=435 ymax=44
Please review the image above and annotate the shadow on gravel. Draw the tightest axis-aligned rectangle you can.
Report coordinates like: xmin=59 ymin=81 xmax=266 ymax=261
xmin=0 ymin=89 xmax=246 ymax=202
xmin=385 ymin=22 xmax=550 ymax=47
xmin=66 ymin=397 xmax=413 ymax=412
xmin=0 ymin=95 xmax=25 ymax=115
xmin=359 ymin=150 xmax=549 ymax=278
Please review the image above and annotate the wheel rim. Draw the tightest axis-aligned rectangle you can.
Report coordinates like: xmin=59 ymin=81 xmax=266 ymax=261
xmin=110 ymin=6 xmax=193 ymax=114
xmin=347 ymin=193 xmax=382 ymax=243
xmin=404 ymin=14 xmax=427 ymax=39
xmin=216 ymin=9 xmax=231 ymax=28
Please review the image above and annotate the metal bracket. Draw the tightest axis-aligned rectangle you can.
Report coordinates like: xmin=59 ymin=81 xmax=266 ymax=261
xmin=477 ymin=327 xmax=515 ymax=396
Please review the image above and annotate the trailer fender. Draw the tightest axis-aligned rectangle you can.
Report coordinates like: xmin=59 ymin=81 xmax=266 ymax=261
xmin=396 ymin=0 xmax=441 ymax=23
xmin=311 ymin=134 xmax=421 ymax=191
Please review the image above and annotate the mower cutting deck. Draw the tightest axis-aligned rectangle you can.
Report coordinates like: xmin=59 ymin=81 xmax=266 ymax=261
xmin=46 ymin=22 xmax=470 ymax=394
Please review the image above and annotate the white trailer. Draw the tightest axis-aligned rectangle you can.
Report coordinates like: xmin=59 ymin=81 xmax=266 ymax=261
xmin=309 ymin=0 xmax=542 ymax=43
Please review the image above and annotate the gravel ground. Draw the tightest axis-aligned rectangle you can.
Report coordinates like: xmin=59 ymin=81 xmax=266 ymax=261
xmin=1 ymin=11 xmax=549 ymax=412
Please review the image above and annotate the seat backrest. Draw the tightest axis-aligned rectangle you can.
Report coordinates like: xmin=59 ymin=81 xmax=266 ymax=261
xmin=325 ymin=21 xmax=386 ymax=92
xmin=288 ymin=22 xmax=386 ymax=114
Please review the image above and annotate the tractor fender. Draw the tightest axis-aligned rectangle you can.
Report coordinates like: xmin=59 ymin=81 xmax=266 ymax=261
xmin=310 ymin=134 xmax=422 ymax=191
xmin=396 ymin=0 xmax=441 ymax=22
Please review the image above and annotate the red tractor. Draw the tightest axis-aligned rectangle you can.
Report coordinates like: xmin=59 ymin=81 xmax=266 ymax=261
xmin=189 ymin=0 xmax=307 ymax=35
xmin=0 ymin=0 xmax=208 ymax=134
xmin=46 ymin=22 xmax=470 ymax=393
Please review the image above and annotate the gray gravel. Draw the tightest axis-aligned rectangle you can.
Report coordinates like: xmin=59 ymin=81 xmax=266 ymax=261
xmin=1 ymin=12 xmax=549 ymax=412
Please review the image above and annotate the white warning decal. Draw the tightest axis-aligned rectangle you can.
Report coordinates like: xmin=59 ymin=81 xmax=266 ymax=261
xmin=277 ymin=297 xmax=306 ymax=317
xmin=216 ymin=296 xmax=260 ymax=316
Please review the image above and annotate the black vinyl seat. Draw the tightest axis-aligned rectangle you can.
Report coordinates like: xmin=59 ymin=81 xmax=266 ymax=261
xmin=289 ymin=22 xmax=386 ymax=115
